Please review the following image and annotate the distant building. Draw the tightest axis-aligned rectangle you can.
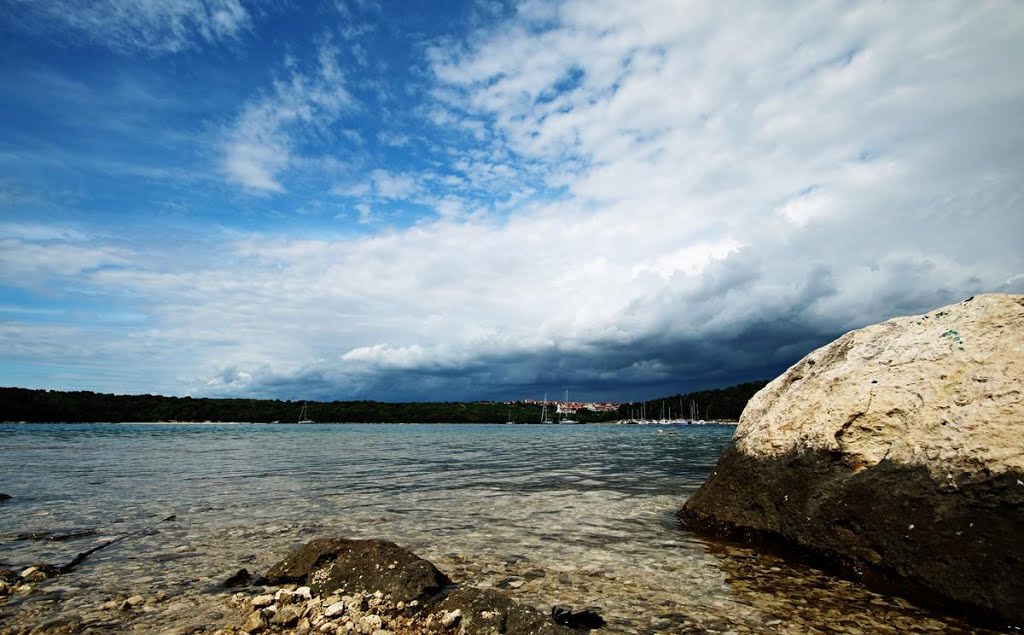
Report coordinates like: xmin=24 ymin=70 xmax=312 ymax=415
xmin=513 ymin=398 xmax=619 ymax=413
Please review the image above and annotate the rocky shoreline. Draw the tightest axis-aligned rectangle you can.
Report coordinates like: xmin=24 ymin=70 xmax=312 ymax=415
xmin=0 ymin=537 xmax=600 ymax=635
xmin=3 ymin=526 xmax=1013 ymax=635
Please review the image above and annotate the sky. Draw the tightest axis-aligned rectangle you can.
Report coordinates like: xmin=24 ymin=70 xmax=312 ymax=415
xmin=1 ymin=1 xmax=1022 ymax=403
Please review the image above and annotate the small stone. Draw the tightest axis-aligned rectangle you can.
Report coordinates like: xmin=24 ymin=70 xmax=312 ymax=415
xmin=20 ymin=566 xmax=39 ymax=578
xmin=251 ymin=594 xmax=275 ymax=608
xmin=440 ymin=609 xmax=461 ymax=628
xmin=243 ymin=609 xmax=269 ymax=633
xmin=14 ymin=584 xmax=33 ymax=594
xmin=507 ymin=579 xmax=525 ymax=589
xmin=126 ymin=595 xmax=145 ymax=606
xmin=551 ymin=605 xmax=605 ymax=630
xmin=357 ymin=614 xmax=382 ymax=633
xmin=324 ymin=601 xmax=346 ymax=618
xmin=271 ymin=604 xmax=302 ymax=626
xmin=100 ymin=600 xmax=119 ymax=610
xmin=295 ymin=586 xmax=313 ymax=599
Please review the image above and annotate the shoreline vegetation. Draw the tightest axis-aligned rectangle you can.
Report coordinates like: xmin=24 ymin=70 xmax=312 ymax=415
xmin=0 ymin=381 xmax=766 ymax=425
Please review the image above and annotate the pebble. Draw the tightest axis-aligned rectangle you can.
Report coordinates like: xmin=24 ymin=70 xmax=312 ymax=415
xmin=243 ymin=609 xmax=269 ymax=633
xmin=440 ymin=609 xmax=461 ymax=628
xmin=271 ymin=604 xmax=302 ymax=626
xmin=325 ymin=601 xmax=346 ymax=618
xmin=357 ymin=614 xmax=382 ymax=632
xmin=251 ymin=593 xmax=275 ymax=608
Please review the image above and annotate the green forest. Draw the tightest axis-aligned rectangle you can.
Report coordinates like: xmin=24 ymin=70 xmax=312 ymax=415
xmin=629 ymin=380 xmax=771 ymax=422
xmin=0 ymin=380 xmax=768 ymax=424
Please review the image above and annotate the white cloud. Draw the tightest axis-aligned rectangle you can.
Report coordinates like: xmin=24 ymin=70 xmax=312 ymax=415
xmin=370 ymin=169 xmax=418 ymax=200
xmin=3 ymin=2 xmax=1022 ymax=401
xmin=11 ymin=0 xmax=252 ymax=54
xmin=331 ymin=182 xmax=372 ymax=198
xmin=377 ymin=131 xmax=410 ymax=147
xmin=222 ymin=44 xmax=353 ymax=192
xmin=354 ymin=202 xmax=373 ymax=223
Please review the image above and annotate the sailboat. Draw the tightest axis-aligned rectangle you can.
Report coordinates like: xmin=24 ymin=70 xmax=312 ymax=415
xmin=298 ymin=402 xmax=314 ymax=424
xmin=540 ymin=394 xmax=553 ymax=424
xmin=560 ymin=388 xmax=580 ymax=424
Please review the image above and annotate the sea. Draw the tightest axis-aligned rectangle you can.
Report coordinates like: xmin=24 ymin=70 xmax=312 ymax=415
xmin=0 ymin=423 xmax=991 ymax=634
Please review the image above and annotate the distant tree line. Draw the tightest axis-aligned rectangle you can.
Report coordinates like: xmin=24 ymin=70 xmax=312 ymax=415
xmin=0 ymin=380 xmax=769 ymax=424
xmin=619 ymin=379 xmax=770 ymax=421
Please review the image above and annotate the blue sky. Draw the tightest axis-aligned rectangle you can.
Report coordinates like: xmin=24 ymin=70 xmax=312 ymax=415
xmin=1 ymin=1 xmax=1022 ymax=403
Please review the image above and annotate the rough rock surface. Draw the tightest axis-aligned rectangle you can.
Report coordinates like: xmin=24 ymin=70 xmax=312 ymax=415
xmin=264 ymin=537 xmax=451 ymax=603
xmin=437 ymin=588 xmax=575 ymax=635
xmin=213 ymin=540 xmax=576 ymax=635
xmin=680 ymin=293 xmax=1024 ymax=626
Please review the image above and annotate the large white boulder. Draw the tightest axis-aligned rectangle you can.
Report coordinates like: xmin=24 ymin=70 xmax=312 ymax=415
xmin=681 ymin=293 xmax=1024 ymax=626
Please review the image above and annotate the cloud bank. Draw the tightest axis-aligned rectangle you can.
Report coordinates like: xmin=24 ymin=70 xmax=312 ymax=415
xmin=1 ymin=1 xmax=1022 ymax=402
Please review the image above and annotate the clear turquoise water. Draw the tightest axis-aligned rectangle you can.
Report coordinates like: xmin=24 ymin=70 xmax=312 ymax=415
xmin=0 ymin=423 xmax=985 ymax=633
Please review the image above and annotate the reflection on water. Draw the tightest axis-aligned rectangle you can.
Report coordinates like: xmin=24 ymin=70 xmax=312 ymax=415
xmin=0 ymin=423 xmax=993 ymax=633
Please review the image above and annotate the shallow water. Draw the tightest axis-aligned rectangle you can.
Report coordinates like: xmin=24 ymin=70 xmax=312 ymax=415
xmin=0 ymin=423 xmax=994 ymax=633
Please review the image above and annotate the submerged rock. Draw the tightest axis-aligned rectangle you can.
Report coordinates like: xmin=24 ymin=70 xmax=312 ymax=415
xmin=264 ymin=537 xmax=450 ymax=603
xmin=551 ymin=604 xmax=605 ymax=630
xmin=680 ymin=293 xmax=1024 ymax=626
xmin=0 ymin=493 xmax=11 ymax=502
xmin=223 ymin=567 xmax=254 ymax=588
xmin=436 ymin=588 xmax=575 ymax=635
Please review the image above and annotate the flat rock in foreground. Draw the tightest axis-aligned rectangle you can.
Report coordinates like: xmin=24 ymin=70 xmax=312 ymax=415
xmin=438 ymin=588 xmax=576 ymax=634
xmin=264 ymin=537 xmax=450 ymax=602
xmin=680 ymin=293 xmax=1024 ymax=626
xmin=255 ymin=537 xmax=576 ymax=634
